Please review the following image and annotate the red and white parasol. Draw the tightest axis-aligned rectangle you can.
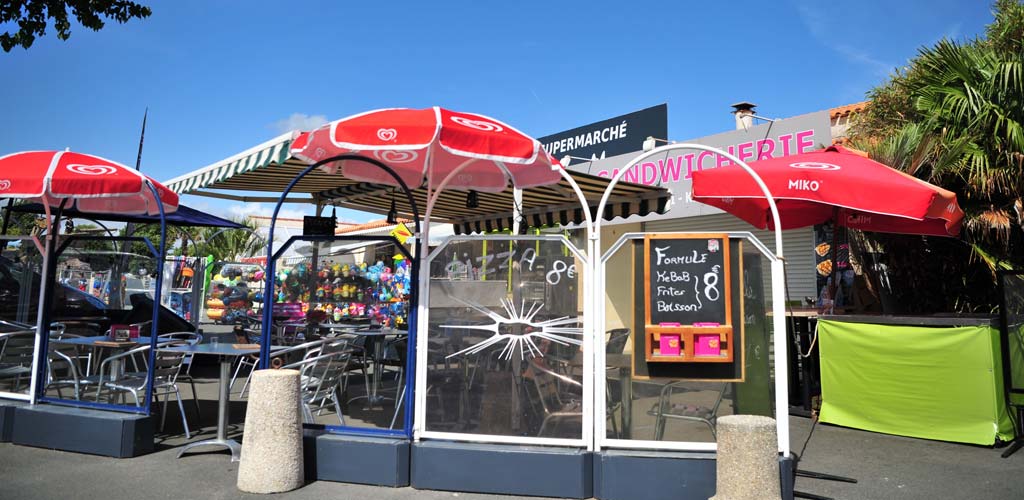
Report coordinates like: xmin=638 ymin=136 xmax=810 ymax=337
xmin=0 ymin=150 xmax=178 ymax=215
xmin=691 ymin=145 xmax=963 ymax=237
xmin=290 ymin=107 xmax=563 ymax=192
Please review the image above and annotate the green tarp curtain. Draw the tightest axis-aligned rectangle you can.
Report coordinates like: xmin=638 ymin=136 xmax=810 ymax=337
xmin=818 ymin=320 xmax=1015 ymax=445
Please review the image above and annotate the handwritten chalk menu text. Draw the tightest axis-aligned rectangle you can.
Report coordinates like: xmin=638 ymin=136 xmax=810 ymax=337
xmin=646 ymin=235 xmax=728 ymax=325
xmin=643 ymin=233 xmax=733 ymax=364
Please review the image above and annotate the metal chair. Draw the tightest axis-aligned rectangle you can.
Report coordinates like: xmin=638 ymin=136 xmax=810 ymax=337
xmin=46 ymin=348 xmax=82 ymax=400
xmin=528 ymin=360 xmax=583 ymax=437
xmin=282 ymin=342 xmax=356 ymax=425
xmin=89 ymin=343 xmax=194 ymax=438
xmin=157 ymin=332 xmax=203 ymax=420
xmin=648 ymin=382 xmax=729 ymax=440
xmin=0 ymin=330 xmax=35 ymax=393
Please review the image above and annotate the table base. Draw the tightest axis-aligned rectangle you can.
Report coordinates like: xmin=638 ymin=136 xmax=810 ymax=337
xmin=177 ymin=438 xmax=242 ymax=462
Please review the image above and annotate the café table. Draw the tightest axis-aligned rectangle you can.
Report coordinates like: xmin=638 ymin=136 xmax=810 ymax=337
xmin=165 ymin=342 xmax=285 ymax=462
xmin=50 ymin=335 xmax=154 ymax=378
xmin=345 ymin=328 xmax=407 ymax=409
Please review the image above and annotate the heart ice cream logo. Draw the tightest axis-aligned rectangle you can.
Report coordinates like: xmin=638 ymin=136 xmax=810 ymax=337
xmin=374 ymin=150 xmax=418 ymax=164
xmin=0 ymin=180 xmax=10 ymax=191
xmin=789 ymin=161 xmax=840 ymax=171
xmin=451 ymin=116 xmax=503 ymax=132
xmin=376 ymin=128 xmax=398 ymax=142
xmin=67 ymin=164 xmax=117 ymax=175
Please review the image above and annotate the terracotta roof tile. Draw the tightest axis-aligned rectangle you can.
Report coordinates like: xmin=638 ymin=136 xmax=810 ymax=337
xmin=830 ymin=101 xmax=868 ymax=119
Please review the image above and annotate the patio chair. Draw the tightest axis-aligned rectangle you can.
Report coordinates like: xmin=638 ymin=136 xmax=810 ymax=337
xmin=230 ymin=323 xmax=262 ymax=396
xmin=383 ymin=337 xmax=408 ymax=429
xmin=157 ymin=332 xmax=203 ymax=420
xmin=49 ymin=329 xmax=94 ymax=376
xmin=281 ymin=344 xmax=355 ymax=426
xmin=648 ymin=382 xmax=729 ymax=441
xmin=0 ymin=330 xmax=36 ymax=393
xmin=528 ymin=359 xmax=583 ymax=437
xmin=46 ymin=348 xmax=82 ymax=400
xmin=90 ymin=344 xmax=194 ymax=439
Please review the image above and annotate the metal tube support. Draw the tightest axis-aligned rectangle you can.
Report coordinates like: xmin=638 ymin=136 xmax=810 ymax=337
xmin=218 ymin=357 xmax=230 ymax=441
xmin=591 ymin=143 xmax=789 ymax=456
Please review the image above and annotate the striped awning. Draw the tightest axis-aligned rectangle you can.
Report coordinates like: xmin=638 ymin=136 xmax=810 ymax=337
xmin=164 ymin=132 xmax=295 ymax=194
xmin=165 ymin=134 xmax=672 ymax=232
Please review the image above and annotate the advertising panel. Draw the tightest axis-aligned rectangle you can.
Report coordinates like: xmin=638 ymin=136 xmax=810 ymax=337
xmin=539 ymin=104 xmax=668 ymax=165
xmin=567 ymin=110 xmax=832 ymax=221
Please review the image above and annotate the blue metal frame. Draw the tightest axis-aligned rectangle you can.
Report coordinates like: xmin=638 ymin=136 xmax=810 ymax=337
xmin=34 ymin=182 xmax=167 ymax=415
xmin=260 ymin=154 xmax=421 ymax=439
xmin=270 ymin=234 xmax=417 ymax=438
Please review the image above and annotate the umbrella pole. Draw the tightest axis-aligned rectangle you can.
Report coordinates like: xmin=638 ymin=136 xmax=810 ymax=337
xmin=827 ymin=208 xmax=840 ymax=314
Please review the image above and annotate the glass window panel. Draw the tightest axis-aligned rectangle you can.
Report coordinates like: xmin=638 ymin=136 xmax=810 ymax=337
xmin=0 ymin=237 xmax=44 ymax=398
xmin=269 ymin=238 xmax=412 ymax=432
xmin=603 ymin=236 xmax=775 ymax=443
xmin=425 ymin=237 xmax=586 ymax=440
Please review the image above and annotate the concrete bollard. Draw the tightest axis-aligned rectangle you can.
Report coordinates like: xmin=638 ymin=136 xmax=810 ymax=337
xmin=710 ymin=415 xmax=781 ymax=500
xmin=237 ymin=369 xmax=304 ymax=494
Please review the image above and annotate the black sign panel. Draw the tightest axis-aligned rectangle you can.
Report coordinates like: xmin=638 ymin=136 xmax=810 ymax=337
xmin=645 ymin=235 xmax=728 ymax=326
xmin=633 ymin=238 xmax=746 ymax=381
xmin=303 ymin=216 xmax=336 ymax=237
xmin=539 ymin=104 xmax=667 ymax=165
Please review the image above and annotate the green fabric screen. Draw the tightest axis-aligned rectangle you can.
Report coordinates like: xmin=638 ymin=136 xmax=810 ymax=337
xmin=818 ymin=320 xmax=1014 ymax=445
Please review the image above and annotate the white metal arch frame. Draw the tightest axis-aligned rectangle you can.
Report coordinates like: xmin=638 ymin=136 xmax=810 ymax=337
xmin=416 ymin=233 xmax=590 ymax=447
xmin=596 ymin=231 xmax=779 ymax=452
xmin=591 ymin=143 xmax=790 ymax=457
xmin=413 ymin=161 xmax=597 ymax=449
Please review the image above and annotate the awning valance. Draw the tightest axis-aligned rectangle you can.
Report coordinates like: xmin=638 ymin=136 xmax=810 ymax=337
xmin=165 ymin=133 xmax=672 ymax=233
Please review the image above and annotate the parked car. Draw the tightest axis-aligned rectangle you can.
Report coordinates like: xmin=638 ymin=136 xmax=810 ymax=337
xmin=0 ymin=255 xmax=194 ymax=335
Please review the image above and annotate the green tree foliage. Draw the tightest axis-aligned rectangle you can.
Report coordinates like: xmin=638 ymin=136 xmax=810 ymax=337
xmin=849 ymin=0 xmax=1024 ymax=312
xmin=1 ymin=0 xmax=151 ymax=51
xmin=187 ymin=217 xmax=269 ymax=263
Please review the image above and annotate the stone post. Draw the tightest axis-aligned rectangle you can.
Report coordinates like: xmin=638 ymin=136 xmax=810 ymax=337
xmin=710 ymin=415 xmax=781 ymax=500
xmin=237 ymin=369 xmax=304 ymax=494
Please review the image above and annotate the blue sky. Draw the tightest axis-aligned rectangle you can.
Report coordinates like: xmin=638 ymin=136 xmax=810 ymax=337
xmin=0 ymin=0 xmax=994 ymax=222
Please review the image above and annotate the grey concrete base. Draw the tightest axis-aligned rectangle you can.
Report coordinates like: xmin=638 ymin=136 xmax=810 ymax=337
xmin=595 ymin=450 xmax=716 ymax=500
xmin=0 ymin=400 xmax=26 ymax=442
xmin=237 ymin=369 xmax=304 ymax=494
xmin=11 ymin=404 xmax=153 ymax=458
xmin=313 ymin=434 xmax=409 ymax=487
xmin=412 ymin=441 xmax=593 ymax=499
xmin=780 ymin=455 xmax=795 ymax=500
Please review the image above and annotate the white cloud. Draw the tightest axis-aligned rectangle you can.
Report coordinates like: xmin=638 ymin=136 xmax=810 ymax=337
xmin=796 ymin=3 xmax=894 ymax=77
xmin=225 ymin=202 xmax=364 ymax=224
xmin=228 ymin=202 xmax=311 ymax=221
xmin=270 ymin=113 xmax=328 ymax=134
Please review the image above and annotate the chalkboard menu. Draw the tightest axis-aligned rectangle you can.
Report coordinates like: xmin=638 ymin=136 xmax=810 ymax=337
xmin=643 ymin=234 xmax=733 ymax=364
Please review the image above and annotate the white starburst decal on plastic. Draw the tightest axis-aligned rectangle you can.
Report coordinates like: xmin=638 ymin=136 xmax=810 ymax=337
xmin=443 ymin=298 xmax=583 ymax=360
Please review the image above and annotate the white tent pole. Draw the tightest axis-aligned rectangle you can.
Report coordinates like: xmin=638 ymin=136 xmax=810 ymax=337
xmin=591 ymin=143 xmax=790 ymax=456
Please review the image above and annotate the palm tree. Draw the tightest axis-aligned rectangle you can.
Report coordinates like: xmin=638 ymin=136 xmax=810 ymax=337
xmin=847 ymin=1 xmax=1024 ymax=311
xmin=189 ymin=217 xmax=268 ymax=263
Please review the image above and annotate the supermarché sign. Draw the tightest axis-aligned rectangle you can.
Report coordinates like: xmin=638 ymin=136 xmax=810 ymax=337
xmin=539 ymin=104 xmax=667 ymax=165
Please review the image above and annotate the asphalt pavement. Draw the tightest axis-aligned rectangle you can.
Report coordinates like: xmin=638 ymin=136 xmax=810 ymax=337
xmin=1 ymin=414 xmax=1020 ymax=500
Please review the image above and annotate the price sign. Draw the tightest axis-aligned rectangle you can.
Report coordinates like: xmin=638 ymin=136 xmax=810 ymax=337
xmin=642 ymin=233 xmax=733 ymax=364
xmin=645 ymin=235 xmax=729 ymax=326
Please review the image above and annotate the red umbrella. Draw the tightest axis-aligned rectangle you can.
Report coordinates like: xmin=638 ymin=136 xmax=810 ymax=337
xmin=290 ymin=107 xmax=563 ymax=192
xmin=690 ymin=145 xmax=963 ymax=237
xmin=0 ymin=150 xmax=178 ymax=214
